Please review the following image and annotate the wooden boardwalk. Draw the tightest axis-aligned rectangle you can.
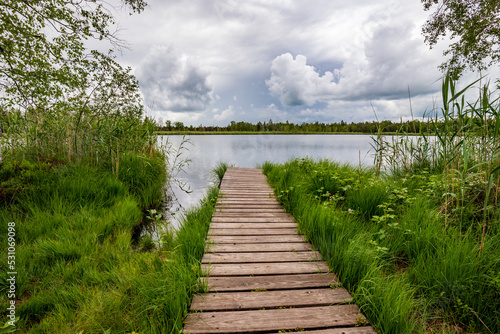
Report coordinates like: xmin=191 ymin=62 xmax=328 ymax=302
xmin=184 ymin=167 xmax=377 ymax=334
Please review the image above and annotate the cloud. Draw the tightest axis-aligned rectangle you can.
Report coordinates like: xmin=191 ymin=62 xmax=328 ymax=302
xmin=266 ymin=20 xmax=443 ymax=111
xmin=213 ymin=105 xmax=236 ymax=121
xmin=334 ymin=21 xmax=442 ymax=101
xmin=266 ymin=53 xmax=338 ymax=106
xmin=117 ymin=0 xmax=495 ymax=126
xmin=135 ymin=45 xmax=214 ymax=112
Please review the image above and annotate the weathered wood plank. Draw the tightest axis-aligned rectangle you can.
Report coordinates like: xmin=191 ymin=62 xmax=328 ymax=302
xmin=222 ymin=188 xmax=271 ymax=190
xmin=216 ymin=204 xmax=283 ymax=209
xmin=222 ymin=170 xmax=263 ymax=174
xmin=202 ymin=261 xmax=329 ymax=276
xmin=294 ymin=328 xmax=378 ymax=334
xmin=208 ymin=228 xmax=298 ymax=236
xmin=220 ymin=189 xmax=271 ymax=192
xmin=212 ymin=212 xmax=290 ymax=218
xmin=216 ymin=202 xmax=282 ymax=207
xmin=217 ymin=193 xmax=276 ymax=201
xmin=210 ymin=222 xmax=296 ymax=229
xmin=220 ymin=194 xmax=274 ymax=198
xmin=221 ymin=177 xmax=266 ymax=181
xmin=183 ymin=305 xmax=366 ymax=334
xmin=212 ymin=217 xmax=295 ymax=223
xmin=206 ymin=242 xmax=312 ymax=253
xmin=212 ymin=208 xmax=286 ymax=214
xmin=220 ymin=186 xmax=271 ymax=189
xmin=223 ymin=174 xmax=264 ymax=176
xmin=201 ymin=273 xmax=340 ymax=292
xmin=217 ymin=196 xmax=278 ymax=205
xmin=208 ymin=235 xmax=305 ymax=244
xmin=221 ymin=189 xmax=273 ymax=193
xmin=202 ymin=251 xmax=321 ymax=263
xmin=219 ymin=196 xmax=275 ymax=201
xmin=190 ymin=288 xmax=352 ymax=311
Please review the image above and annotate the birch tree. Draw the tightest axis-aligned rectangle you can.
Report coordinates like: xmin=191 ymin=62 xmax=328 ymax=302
xmin=421 ymin=0 xmax=500 ymax=77
xmin=0 ymin=0 xmax=147 ymax=163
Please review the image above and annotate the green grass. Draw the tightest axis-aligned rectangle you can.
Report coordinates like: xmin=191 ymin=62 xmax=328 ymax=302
xmin=210 ymin=161 xmax=230 ymax=188
xmin=0 ymin=156 xmax=218 ymax=333
xmin=263 ymin=158 xmax=500 ymax=333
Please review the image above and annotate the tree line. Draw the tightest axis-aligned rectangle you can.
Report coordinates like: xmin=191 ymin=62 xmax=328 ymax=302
xmin=157 ymin=119 xmax=435 ymax=134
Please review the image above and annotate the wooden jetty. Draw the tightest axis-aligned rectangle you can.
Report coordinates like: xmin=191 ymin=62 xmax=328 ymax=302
xmin=184 ymin=167 xmax=377 ymax=334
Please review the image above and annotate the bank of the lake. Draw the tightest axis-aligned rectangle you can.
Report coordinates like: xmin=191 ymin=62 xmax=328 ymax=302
xmin=156 ymin=130 xmax=422 ymax=136
xmin=0 ymin=155 xmax=218 ymax=333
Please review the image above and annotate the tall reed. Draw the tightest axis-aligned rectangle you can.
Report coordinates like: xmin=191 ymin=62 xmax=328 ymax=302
xmin=372 ymin=73 xmax=500 ymax=239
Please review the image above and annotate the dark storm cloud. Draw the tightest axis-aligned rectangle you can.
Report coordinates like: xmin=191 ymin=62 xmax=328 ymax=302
xmin=134 ymin=45 xmax=214 ymax=112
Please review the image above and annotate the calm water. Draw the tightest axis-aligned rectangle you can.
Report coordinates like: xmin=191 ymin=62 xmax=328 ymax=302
xmin=159 ymin=134 xmax=376 ymax=229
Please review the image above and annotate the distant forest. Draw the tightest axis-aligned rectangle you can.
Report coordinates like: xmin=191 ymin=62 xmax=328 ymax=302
xmin=156 ymin=119 xmax=433 ymax=134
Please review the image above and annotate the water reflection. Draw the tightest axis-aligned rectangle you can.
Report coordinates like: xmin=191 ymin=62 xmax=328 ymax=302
xmin=160 ymin=134 xmax=376 ymax=229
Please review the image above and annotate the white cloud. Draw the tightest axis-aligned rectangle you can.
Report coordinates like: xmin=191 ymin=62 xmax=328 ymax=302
xmin=214 ymin=105 xmax=236 ymax=121
xmin=266 ymin=53 xmax=338 ymax=106
xmin=265 ymin=20 xmax=443 ymax=114
xmin=135 ymin=45 xmax=214 ymax=112
xmin=333 ymin=21 xmax=443 ymax=101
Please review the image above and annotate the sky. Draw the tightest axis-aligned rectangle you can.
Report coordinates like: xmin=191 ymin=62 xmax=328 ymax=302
xmin=108 ymin=0 xmax=499 ymax=126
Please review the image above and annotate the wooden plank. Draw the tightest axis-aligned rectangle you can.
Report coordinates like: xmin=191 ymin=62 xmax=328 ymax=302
xmin=212 ymin=212 xmax=290 ymax=218
xmin=219 ymin=197 xmax=275 ymax=201
xmin=220 ymin=193 xmax=273 ymax=196
xmin=190 ymin=288 xmax=352 ymax=311
xmin=216 ymin=204 xmax=283 ymax=209
xmin=202 ymin=262 xmax=329 ymax=276
xmin=212 ymin=217 xmax=294 ymax=223
xmin=223 ymin=171 xmax=263 ymax=174
xmin=295 ymin=328 xmax=378 ymax=334
xmin=201 ymin=273 xmax=340 ymax=292
xmin=213 ymin=207 xmax=285 ymax=212
xmin=208 ymin=235 xmax=305 ymax=244
xmin=220 ymin=188 xmax=271 ymax=192
xmin=202 ymin=251 xmax=322 ymax=263
xmin=212 ymin=208 xmax=286 ymax=214
xmin=222 ymin=176 xmax=266 ymax=179
xmin=217 ymin=202 xmax=281 ymax=207
xmin=208 ymin=228 xmax=298 ymax=236
xmin=210 ymin=222 xmax=296 ymax=229
xmin=222 ymin=177 xmax=267 ymax=180
xmin=218 ymin=197 xmax=277 ymax=200
xmin=220 ymin=186 xmax=271 ymax=189
xmin=218 ymin=195 xmax=276 ymax=198
xmin=217 ymin=201 xmax=280 ymax=205
xmin=183 ymin=305 xmax=366 ymax=334
xmin=219 ymin=196 xmax=274 ymax=200
xmin=221 ymin=188 xmax=270 ymax=191
xmin=221 ymin=189 xmax=273 ymax=193
xmin=206 ymin=242 xmax=312 ymax=253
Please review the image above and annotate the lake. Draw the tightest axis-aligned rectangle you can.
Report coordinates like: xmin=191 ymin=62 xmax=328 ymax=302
xmin=159 ymin=134 xmax=377 ymax=229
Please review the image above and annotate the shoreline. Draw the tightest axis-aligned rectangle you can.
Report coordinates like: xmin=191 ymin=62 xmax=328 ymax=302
xmin=155 ymin=131 xmax=424 ymax=136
